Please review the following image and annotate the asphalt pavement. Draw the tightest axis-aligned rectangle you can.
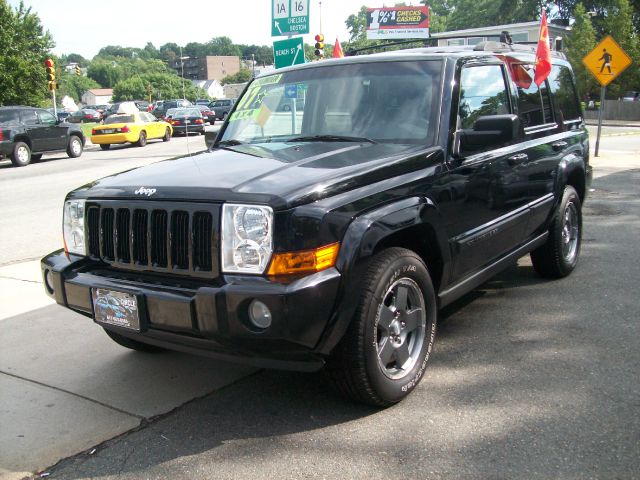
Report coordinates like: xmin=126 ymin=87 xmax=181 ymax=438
xmin=0 ymin=128 xmax=638 ymax=479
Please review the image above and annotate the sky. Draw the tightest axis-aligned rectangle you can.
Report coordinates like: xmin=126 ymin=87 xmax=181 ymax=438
xmin=8 ymin=0 xmax=423 ymax=58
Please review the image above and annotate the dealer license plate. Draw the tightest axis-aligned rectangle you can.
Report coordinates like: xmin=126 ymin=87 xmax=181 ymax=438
xmin=92 ymin=288 xmax=140 ymax=331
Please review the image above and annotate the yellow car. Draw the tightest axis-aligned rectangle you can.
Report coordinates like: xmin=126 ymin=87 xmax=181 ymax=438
xmin=91 ymin=112 xmax=172 ymax=150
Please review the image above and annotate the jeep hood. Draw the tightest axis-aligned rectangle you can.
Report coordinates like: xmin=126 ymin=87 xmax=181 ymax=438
xmin=70 ymin=142 xmax=442 ymax=209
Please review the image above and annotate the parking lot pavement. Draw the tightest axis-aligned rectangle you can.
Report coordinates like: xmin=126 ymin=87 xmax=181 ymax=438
xmin=0 ymin=280 xmax=255 ymax=479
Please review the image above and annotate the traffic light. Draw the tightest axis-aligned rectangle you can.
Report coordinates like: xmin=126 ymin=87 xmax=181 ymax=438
xmin=75 ymin=64 xmax=81 ymax=76
xmin=44 ymin=58 xmax=56 ymax=91
xmin=314 ymin=34 xmax=325 ymax=58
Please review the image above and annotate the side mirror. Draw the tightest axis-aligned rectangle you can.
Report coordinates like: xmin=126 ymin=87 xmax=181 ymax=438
xmin=459 ymin=114 xmax=519 ymax=153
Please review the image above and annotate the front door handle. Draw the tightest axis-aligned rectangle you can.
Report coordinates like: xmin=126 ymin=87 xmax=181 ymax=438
xmin=552 ymin=141 xmax=568 ymax=151
xmin=507 ymin=153 xmax=528 ymax=165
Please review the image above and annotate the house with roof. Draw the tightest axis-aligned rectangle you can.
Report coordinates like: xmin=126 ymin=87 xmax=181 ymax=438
xmin=81 ymin=88 xmax=113 ymax=106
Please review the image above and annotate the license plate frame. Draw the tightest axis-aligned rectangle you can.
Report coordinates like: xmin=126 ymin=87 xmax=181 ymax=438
xmin=91 ymin=288 xmax=141 ymax=331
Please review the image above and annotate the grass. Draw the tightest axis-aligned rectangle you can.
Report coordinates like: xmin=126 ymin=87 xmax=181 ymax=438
xmin=80 ymin=122 xmax=99 ymax=138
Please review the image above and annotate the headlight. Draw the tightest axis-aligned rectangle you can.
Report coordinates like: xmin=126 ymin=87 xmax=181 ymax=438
xmin=221 ymin=204 xmax=273 ymax=273
xmin=63 ymin=199 xmax=86 ymax=256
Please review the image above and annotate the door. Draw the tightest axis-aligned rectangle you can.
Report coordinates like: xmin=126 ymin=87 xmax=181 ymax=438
xmin=23 ymin=109 xmax=65 ymax=152
xmin=440 ymin=63 xmax=531 ymax=280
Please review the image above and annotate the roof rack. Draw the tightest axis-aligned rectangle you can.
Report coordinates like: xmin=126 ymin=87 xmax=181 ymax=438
xmin=346 ymin=30 xmax=565 ymax=58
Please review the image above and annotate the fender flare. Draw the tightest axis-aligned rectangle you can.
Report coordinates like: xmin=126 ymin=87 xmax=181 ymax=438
xmin=315 ymin=196 xmax=450 ymax=355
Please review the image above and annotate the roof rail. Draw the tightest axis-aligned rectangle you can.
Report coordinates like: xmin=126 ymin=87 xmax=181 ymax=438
xmin=345 ymin=30 xmax=566 ymax=58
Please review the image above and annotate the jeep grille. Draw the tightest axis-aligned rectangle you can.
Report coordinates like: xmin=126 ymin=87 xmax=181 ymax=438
xmin=86 ymin=201 xmax=218 ymax=278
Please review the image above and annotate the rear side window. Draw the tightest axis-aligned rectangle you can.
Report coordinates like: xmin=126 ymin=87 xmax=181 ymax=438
xmin=458 ymin=65 xmax=510 ymax=129
xmin=0 ymin=110 xmax=20 ymax=124
xmin=514 ymin=65 xmax=554 ymax=129
xmin=20 ymin=109 xmax=40 ymax=125
xmin=548 ymin=65 xmax=581 ymax=124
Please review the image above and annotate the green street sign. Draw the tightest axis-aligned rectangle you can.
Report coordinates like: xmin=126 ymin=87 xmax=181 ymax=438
xmin=273 ymin=37 xmax=305 ymax=69
xmin=272 ymin=0 xmax=309 ymax=36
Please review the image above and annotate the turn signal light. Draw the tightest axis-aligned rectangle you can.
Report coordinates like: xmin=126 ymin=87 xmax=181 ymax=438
xmin=267 ymin=243 xmax=340 ymax=276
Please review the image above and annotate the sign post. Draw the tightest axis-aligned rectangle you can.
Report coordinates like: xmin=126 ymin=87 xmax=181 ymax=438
xmin=582 ymin=35 xmax=633 ymax=157
xmin=272 ymin=0 xmax=309 ymax=36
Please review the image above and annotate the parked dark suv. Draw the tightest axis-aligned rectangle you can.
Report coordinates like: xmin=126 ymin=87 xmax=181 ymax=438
xmin=0 ymin=106 xmax=85 ymax=167
xmin=209 ymin=98 xmax=236 ymax=120
xmin=42 ymin=42 xmax=591 ymax=406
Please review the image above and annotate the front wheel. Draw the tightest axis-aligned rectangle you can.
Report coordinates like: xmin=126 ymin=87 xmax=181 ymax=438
xmin=137 ymin=131 xmax=147 ymax=147
xmin=530 ymin=185 xmax=582 ymax=278
xmin=325 ymin=248 xmax=437 ymax=407
xmin=162 ymin=128 xmax=171 ymax=142
xmin=67 ymin=135 xmax=83 ymax=158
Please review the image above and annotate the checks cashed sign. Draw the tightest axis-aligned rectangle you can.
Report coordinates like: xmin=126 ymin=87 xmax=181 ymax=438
xmin=366 ymin=6 xmax=430 ymax=40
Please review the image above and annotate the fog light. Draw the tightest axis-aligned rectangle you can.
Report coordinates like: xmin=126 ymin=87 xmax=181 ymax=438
xmin=44 ymin=269 xmax=54 ymax=295
xmin=248 ymin=299 xmax=272 ymax=329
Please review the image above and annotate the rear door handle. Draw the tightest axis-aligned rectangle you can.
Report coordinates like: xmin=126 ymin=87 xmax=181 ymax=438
xmin=552 ymin=141 xmax=568 ymax=151
xmin=507 ymin=153 xmax=528 ymax=165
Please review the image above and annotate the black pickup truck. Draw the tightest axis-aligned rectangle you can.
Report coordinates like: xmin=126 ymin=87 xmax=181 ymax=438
xmin=0 ymin=106 xmax=85 ymax=167
xmin=42 ymin=43 xmax=591 ymax=406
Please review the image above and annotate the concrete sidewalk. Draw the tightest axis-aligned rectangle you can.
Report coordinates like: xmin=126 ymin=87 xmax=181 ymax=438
xmin=0 ymin=261 xmax=255 ymax=480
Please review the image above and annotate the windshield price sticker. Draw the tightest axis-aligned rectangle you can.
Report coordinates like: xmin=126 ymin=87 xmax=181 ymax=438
xmin=231 ymin=75 xmax=283 ymax=122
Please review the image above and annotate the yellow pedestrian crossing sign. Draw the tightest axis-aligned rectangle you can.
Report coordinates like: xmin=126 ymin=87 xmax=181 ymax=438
xmin=582 ymin=35 xmax=632 ymax=86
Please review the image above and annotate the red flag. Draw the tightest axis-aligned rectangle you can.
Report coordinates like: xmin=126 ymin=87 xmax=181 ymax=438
xmin=534 ymin=10 xmax=551 ymax=86
xmin=333 ymin=37 xmax=344 ymax=58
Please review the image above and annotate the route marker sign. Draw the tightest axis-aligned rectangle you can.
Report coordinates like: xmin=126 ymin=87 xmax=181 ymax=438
xmin=272 ymin=0 xmax=309 ymax=36
xmin=582 ymin=35 xmax=632 ymax=86
xmin=273 ymin=37 xmax=305 ymax=69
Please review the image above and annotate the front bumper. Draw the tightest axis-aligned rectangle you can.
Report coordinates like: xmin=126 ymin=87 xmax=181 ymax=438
xmin=41 ymin=250 xmax=341 ymax=371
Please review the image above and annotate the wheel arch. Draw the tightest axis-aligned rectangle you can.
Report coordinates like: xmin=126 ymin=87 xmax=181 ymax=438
xmin=316 ymin=196 xmax=450 ymax=355
xmin=12 ymin=135 xmax=32 ymax=149
xmin=557 ymin=154 xmax=586 ymax=203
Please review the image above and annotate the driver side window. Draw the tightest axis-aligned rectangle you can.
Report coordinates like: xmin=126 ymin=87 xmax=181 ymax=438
xmin=39 ymin=110 xmax=57 ymax=125
xmin=458 ymin=65 xmax=510 ymax=129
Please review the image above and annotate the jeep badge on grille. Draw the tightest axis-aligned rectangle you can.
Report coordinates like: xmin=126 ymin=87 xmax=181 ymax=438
xmin=134 ymin=187 xmax=156 ymax=197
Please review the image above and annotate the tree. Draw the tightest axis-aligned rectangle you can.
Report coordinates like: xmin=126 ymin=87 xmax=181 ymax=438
xmin=112 ymin=73 xmax=207 ymax=102
xmin=600 ymin=0 xmax=639 ymax=97
xmin=0 ymin=0 xmax=54 ymax=106
xmin=565 ymin=3 xmax=599 ymax=99
xmin=221 ymin=69 xmax=252 ymax=85
xmin=61 ymin=53 xmax=89 ymax=67
xmin=58 ymin=72 xmax=101 ymax=103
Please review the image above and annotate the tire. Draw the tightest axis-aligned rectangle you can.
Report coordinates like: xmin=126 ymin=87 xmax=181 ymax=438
xmin=10 ymin=141 xmax=31 ymax=167
xmin=325 ymin=247 xmax=437 ymax=407
xmin=530 ymin=185 xmax=582 ymax=278
xmin=100 ymin=144 xmax=111 ymax=150
xmin=31 ymin=154 xmax=43 ymax=161
xmin=137 ymin=130 xmax=147 ymax=147
xmin=162 ymin=128 xmax=171 ymax=142
xmin=103 ymin=328 xmax=165 ymax=353
xmin=67 ymin=135 xmax=83 ymax=158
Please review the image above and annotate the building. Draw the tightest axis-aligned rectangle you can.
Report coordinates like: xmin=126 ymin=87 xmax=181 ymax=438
xmin=170 ymin=56 xmax=241 ymax=82
xmin=431 ymin=21 xmax=570 ymax=50
xmin=192 ymin=79 xmax=224 ymax=99
xmin=81 ymin=88 xmax=113 ymax=105
xmin=223 ymin=83 xmax=247 ymax=100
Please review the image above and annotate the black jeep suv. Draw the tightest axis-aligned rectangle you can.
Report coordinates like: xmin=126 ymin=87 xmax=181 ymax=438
xmin=42 ymin=43 xmax=591 ymax=406
xmin=0 ymin=106 xmax=85 ymax=167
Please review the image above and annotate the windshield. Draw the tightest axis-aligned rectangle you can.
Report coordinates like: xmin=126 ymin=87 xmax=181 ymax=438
xmin=220 ymin=60 xmax=441 ymax=146
xmin=105 ymin=114 xmax=135 ymax=124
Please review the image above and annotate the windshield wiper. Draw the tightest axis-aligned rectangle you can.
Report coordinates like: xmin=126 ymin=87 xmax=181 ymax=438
xmin=217 ymin=139 xmax=245 ymax=146
xmin=287 ymin=135 xmax=377 ymax=144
